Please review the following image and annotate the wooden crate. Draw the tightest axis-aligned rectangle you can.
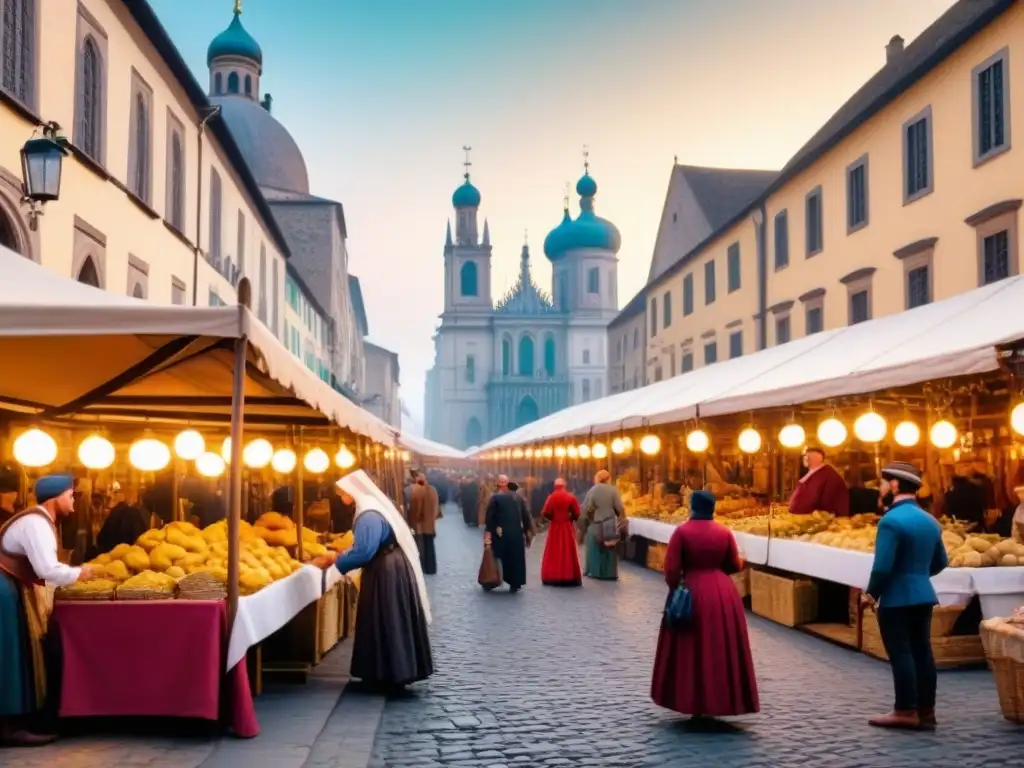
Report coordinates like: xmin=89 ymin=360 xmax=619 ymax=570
xmin=645 ymin=543 xmax=667 ymax=573
xmin=861 ymin=609 xmax=985 ymax=668
xmin=750 ymin=568 xmax=818 ymax=627
xmin=317 ymin=582 xmax=343 ymax=658
xmin=731 ymin=568 xmax=750 ymax=599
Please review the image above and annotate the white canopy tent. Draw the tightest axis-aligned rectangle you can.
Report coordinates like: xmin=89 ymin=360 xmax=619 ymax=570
xmin=0 ymin=249 xmax=396 ymax=444
xmin=399 ymin=433 xmax=467 ymax=461
xmin=470 ymin=274 xmax=1024 ymax=453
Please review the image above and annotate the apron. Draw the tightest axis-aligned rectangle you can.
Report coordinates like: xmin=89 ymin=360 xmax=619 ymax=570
xmin=0 ymin=508 xmax=58 ymax=709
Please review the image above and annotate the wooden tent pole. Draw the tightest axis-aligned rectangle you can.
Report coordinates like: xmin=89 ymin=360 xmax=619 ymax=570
xmin=226 ymin=335 xmax=246 ymax=632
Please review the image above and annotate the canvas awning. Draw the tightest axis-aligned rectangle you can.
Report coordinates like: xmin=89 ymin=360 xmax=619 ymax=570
xmin=0 ymin=250 xmax=396 ymax=444
xmin=399 ymin=433 xmax=467 ymax=461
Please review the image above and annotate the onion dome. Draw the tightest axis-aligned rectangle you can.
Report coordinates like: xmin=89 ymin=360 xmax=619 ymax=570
xmin=452 ymin=179 xmax=481 ymax=208
xmin=544 ymin=173 xmax=621 ymax=261
xmin=542 ymin=209 xmax=573 ymax=261
xmin=208 ymin=6 xmax=263 ymax=67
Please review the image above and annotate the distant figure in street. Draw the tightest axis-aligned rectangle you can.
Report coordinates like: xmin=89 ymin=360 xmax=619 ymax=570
xmin=581 ymin=470 xmax=625 ymax=580
xmin=409 ymin=473 xmax=440 ymax=575
xmin=460 ymin=477 xmax=480 ymax=527
xmin=402 ymin=476 xmax=414 ymax=520
xmin=484 ymin=475 xmax=533 ymax=593
xmin=861 ymin=462 xmax=947 ymax=730
xmin=651 ymin=490 xmax=759 ymax=719
xmin=335 ymin=471 xmax=433 ymax=692
xmin=477 ymin=480 xmax=493 ymax=527
xmin=540 ymin=478 xmax=582 ymax=587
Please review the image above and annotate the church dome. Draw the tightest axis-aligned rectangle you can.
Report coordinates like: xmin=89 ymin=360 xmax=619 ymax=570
xmin=452 ymin=180 xmax=481 ymax=208
xmin=213 ymin=96 xmax=309 ymax=194
xmin=207 ymin=9 xmax=262 ymax=67
xmin=544 ymin=174 xmax=621 ymax=261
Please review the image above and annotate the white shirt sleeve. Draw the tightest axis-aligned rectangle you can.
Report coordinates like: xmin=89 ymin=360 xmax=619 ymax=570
xmin=3 ymin=515 xmax=82 ymax=587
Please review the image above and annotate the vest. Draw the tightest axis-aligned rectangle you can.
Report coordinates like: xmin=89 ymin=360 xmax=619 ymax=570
xmin=0 ymin=507 xmax=56 ymax=587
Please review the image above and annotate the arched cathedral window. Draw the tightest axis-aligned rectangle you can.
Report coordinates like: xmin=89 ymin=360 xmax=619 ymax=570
xmin=544 ymin=335 xmax=556 ymax=378
xmin=78 ymin=37 xmax=102 ymax=159
xmin=2 ymin=0 xmax=35 ymax=106
xmin=227 ymin=71 xmax=239 ymax=93
xmin=518 ymin=335 xmax=535 ymax=377
xmin=460 ymin=261 xmax=478 ymax=297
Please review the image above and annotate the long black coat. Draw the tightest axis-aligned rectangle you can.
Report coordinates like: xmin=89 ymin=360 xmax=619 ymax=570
xmin=485 ymin=491 xmax=532 ymax=589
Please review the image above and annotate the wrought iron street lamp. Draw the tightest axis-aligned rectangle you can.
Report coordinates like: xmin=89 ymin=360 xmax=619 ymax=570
xmin=20 ymin=121 xmax=69 ymax=231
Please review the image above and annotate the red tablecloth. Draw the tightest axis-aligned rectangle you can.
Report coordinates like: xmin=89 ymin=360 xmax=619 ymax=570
xmin=52 ymin=600 xmax=259 ymax=737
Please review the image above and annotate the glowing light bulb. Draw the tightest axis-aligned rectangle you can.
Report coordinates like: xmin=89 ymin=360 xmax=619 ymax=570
xmin=778 ymin=424 xmax=805 ymax=449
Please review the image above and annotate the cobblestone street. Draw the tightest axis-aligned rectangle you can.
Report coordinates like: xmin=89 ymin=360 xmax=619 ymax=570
xmin=371 ymin=506 xmax=1021 ymax=768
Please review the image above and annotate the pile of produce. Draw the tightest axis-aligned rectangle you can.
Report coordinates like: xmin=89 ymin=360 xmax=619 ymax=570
xmin=252 ymin=512 xmax=330 ymax=560
xmin=328 ymin=531 xmax=355 ymax=552
xmin=946 ymin=534 xmax=1024 ymax=567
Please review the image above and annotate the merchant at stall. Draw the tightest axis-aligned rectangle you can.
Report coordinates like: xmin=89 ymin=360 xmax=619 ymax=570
xmin=335 ymin=470 xmax=433 ymax=691
xmin=788 ymin=446 xmax=849 ymax=516
xmin=0 ymin=475 xmax=97 ymax=747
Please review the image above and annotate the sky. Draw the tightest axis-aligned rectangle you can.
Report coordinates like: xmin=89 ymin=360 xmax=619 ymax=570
xmin=151 ymin=0 xmax=958 ymax=436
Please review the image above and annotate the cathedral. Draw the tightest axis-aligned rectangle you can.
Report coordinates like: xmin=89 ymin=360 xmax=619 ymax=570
xmin=424 ymin=159 xmax=622 ymax=449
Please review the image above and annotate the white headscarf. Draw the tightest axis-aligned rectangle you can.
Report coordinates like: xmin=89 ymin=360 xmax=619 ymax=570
xmin=337 ymin=470 xmax=432 ymax=625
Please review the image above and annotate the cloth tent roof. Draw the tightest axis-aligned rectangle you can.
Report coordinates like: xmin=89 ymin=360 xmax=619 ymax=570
xmin=0 ymin=250 xmax=396 ymax=444
xmin=399 ymin=433 xmax=466 ymax=460
xmin=470 ymin=274 xmax=1024 ymax=453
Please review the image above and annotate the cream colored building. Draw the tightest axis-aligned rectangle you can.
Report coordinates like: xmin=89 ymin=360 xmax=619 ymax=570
xmin=363 ymin=341 xmax=401 ymax=428
xmin=625 ymin=0 xmax=1023 ymax=382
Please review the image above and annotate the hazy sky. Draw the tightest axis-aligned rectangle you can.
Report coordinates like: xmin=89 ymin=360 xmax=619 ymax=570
xmin=152 ymin=0 xmax=957 ymax=435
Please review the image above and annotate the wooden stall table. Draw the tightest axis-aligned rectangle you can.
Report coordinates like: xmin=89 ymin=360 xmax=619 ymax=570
xmin=52 ymin=600 xmax=259 ymax=738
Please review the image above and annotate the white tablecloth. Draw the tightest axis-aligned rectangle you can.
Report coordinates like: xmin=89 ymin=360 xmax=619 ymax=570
xmin=227 ymin=565 xmax=323 ymax=671
xmin=323 ymin=563 xmax=361 ymax=592
xmin=627 ymin=517 xmax=1024 ymax=618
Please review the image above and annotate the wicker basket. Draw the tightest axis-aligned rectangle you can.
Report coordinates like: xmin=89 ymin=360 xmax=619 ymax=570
xmin=864 ymin=610 xmax=985 ymax=668
xmin=981 ymin=620 xmax=1024 ymax=724
xmin=645 ymin=543 xmax=667 ymax=573
xmin=750 ymin=569 xmax=818 ymax=627
xmin=731 ymin=568 xmax=750 ymax=599
xmin=55 ymin=589 xmax=115 ymax=601
xmin=115 ymin=587 xmax=174 ymax=601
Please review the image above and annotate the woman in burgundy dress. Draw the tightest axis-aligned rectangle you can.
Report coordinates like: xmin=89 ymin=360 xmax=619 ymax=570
xmin=540 ymin=478 xmax=582 ymax=586
xmin=650 ymin=490 xmax=759 ymax=718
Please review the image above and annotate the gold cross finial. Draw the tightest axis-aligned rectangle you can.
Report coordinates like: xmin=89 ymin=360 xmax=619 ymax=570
xmin=583 ymin=144 xmax=590 ymax=175
xmin=462 ymin=145 xmax=472 ymax=182
xmin=563 ymin=182 xmax=570 ymax=211
xmin=234 ymin=0 xmax=242 ymax=14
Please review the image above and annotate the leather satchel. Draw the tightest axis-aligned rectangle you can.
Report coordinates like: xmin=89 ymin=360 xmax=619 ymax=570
xmin=664 ymin=584 xmax=693 ymax=629
xmin=478 ymin=544 xmax=501 ymax=591
xmin=594 ymin=515 xmax=621 ymax=547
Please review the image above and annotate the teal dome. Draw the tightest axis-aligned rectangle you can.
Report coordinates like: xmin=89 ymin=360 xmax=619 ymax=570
xmin=452 ymin=180 xmax=481 ymax=208
xmin=207 ymin=11 xmax=263 ymax=66
xmin=544 ymin=175 xmax=621 ymax=261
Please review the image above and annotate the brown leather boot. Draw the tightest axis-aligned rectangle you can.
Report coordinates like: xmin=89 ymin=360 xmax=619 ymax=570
xmin=917 ymin=708 xmax=937 ymax=730
xmin=868 ymin=710 xmax=920 ymax=729
xmin=0 ymin=727 xmax=58 ymax=747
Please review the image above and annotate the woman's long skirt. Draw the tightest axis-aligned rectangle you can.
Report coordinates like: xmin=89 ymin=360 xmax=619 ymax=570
xmin=417 ymin=534 xmax=438 ymax=575
xmin=584 ymin=524 xmax=618 ymax=580
xmin=541 ymin=521 xmax=582 ymax=586
xmin=650 ymin=568 xmax=759 ymax=717
xmin=0 ymin=574 xmax=31 ymax=716
xmin=351 ymin=547 xmax=434 ymax=687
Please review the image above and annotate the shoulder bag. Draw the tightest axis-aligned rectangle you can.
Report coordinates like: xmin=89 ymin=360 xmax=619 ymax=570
xmin=478 ymin=543 xmax=501 ymax=591
xmin=594 ymin=515 xmax=621 ymax=547
xmin=664 ymin=584 xmax=693 ymax=629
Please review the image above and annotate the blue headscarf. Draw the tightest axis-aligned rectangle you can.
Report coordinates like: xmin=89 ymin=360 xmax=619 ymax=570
xmin=689 ymin=490 xmax=716 ymax=520
xmin=35 ymin=474 xmax=73 ymax=504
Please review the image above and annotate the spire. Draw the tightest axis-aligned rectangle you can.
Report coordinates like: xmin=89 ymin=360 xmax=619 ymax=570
xmin=462 ymin=145 xmax=472 ymax=184
xmin=234 ymin=0 xmax=242 ymax=14
xmin=582 ymin=144 xmax=590 ymax=177
xmin=520 ymin=236 xmax=531 ymax=287
xmin=445 ymin=220 xmax=453 ymax=249
xmin=482 ymin=219 xmax=490 ymax=246
xmin=563 ymin=182 xmax=570 ymax=213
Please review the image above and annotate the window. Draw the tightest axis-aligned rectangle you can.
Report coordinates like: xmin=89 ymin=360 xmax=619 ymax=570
xmin=214 ymin=72 xmax=222 ymax=94
xmin=681 ymin=351 xmax=693 ymax=373
xmin=704 ymin=260 xmax=715 ymax=305
xmin=806 ymin=187 xmax=823 ymax=256
xmin=974 ymin=49 xmax=1010 ymax=164
xmin=903 ymin=107 xmax=933 ymax=202
xmin=465 ymin=355 xmax=475 ymax=384
xmin=847 ymin=156 xmax=868 ymax=232
xmin=850 ymin=290 xmax=870 ymax=324
xmin=653 ymin=367 xmax=663 ymax=383
xmin=983 ymin=230 xmax=1010 ymax=284
xmin=582 ymin=379 xmax=591 ymax=402
xmin=166 ymin=113 xmax=186 ymax=230
xmin=544 ymin=336 xmax=556 ymax=376
xmin=128 ymin=73 xmax=152 ymax=203
xmin=127 ymin=255 xmax=148 ymax=300
xmin=704 ymin=341 xmax=717 ymax=365
xmin=209 ymin=288 xmax=225 ymax=307
xmin=595 ymin=379 xmax=602 ymax=399
xmin=2 ymin=0 xmax=35 ymax=106
xmin=587 ymin=267 xmax=599 ymax=294
xmin=633 ymin=328 xmax=639 ymax=349
xmin=460 ymin=261 xmax=478 ymax=296
xmin=236 ymin=211 xmax=246 ymax=278
xmin=258 ymin=244 xmax=267 ymax=323
xmin=244 ymin=74 xmax=253 ymax=96
xmin=518 ymin=335 xmax=534 ymax=376
xmin=662 ymin=290 xmax=672 ymax=329
xmin=650 ymin=297 xmax=657 ymax=336
xmin=775 ymin=315 xmax=791 ymax=345
xmin=209 ymin=169 xmax=222 ymax=262
xmin=729 ymin=331 xmax=743 ymax=359
xmin=806 ymin=306 xmax=823 ymax=335
xmin=907 ymin=265 xmax=930 ymax=308
xmin=582 ymin=349 xmax=591 ymax=365
xmin=272 ymin=260 xmax=280 ymax=336
xmin=727 ymin=243 xmax=741 ymax=292
xmin=171 ymin=277 xmax=185 ymax=305
xmin=682 ymin=273 xmax=694 ymax=316
xmin=774 ymin=210 xmax=789 ymax=269
xmin=77 ymin=37 xmax=103 ymax=161
xmin=501 ymin=337 xmax=511 ymax=376
xmin=227 ymin=71 xmax=239 ymax=93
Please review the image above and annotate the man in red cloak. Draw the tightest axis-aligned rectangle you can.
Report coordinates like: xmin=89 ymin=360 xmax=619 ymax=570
xmin=789 ymin=446 xmax=849 ymax=516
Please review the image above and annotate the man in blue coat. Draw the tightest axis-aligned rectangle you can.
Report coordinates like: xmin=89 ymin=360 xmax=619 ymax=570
xmin=862 ymin=462 xmax=948 ymax=730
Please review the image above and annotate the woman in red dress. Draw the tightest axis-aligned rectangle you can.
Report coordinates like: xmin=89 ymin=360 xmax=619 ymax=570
xmin=650 ymin=490 xmax=759 ymax=718
xmin=540 ymin=478 xmax=582 ymax=587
